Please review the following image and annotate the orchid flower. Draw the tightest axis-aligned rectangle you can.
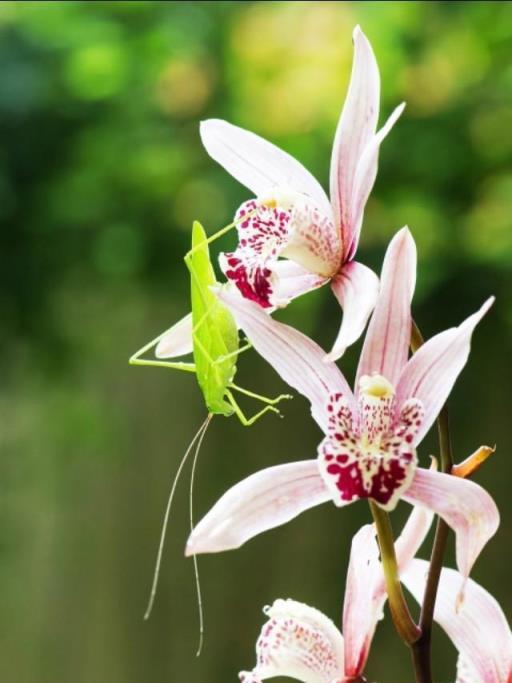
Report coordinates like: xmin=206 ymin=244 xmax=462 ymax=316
xmin=240 ymin=506 xmax=433 ymax=683
xmin=156 ymin=26 xmax=404 ymax=361
xmin=402 ymin=560 xmax=512 ymax=683
xmin=186 ymin=228 xmax=499 ymax=579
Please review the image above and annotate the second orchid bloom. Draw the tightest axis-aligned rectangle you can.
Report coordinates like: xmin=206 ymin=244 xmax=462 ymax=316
xmin=186 ymin=228 xmax=498 ymax=580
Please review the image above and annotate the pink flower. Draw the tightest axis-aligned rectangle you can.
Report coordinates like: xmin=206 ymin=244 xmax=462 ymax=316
xmin=156 ymin=26 xmax=404 ymax=361
xmin=186 ymin=228 xmax=499 ymax=579
xmin=240 ymin=507 xmax=433 ymax=683
xmin=402 ymin=560 xmax=512 ymax=683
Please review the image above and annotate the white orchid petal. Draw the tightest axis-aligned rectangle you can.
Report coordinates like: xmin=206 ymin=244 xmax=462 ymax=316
xmin=403 ymin=468 xmax=499 ymax=577
xmin=240 ymin=599 xmax=344 ymax=683
xmin=343 ymin=524 xmax=382 ymax=677
xmin=402 ymin=560 xmax=512 ymax=683
xmin=155 ymin=312 xmax=193 ymax=359
xmin=356 ymin=228 xmax=416 ymax=389
xmin=343 ymin=505 xmax=433 ymax=678
xmin=271 ymin=261 xmax=328 ymax=307
xmin=394 ymin=500 xmax=435 ymax=570
xmin=397 ymin=297 xmax=494 ymax=445
xmin=186 ymin=461 xmax=330 ymax=556
xmin=217 ymin=288 xmax=355 ymax=433
xmin=330 ymin=26 xmax=380 ymax=256
xmin=347 ymin=102 xmax=405 ymax=259
xmin=326 ymin=260 xmax=379 ymax=361
xmin=200 ymin=119 xmax=331 ymax=216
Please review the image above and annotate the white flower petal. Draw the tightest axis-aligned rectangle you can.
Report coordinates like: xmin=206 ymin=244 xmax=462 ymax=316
xmin=326 ymin=260 xmax=379 ymax=361
xmin=155 ymin=313 xmax=193 ymax=358
xmin=186 ymin=461 xmax=330 ymax=555
xmin=402 ymin=560 xmax=512 ymax=683
xmin=396 ymin=297 xmax=494 ymax=445
xmin=240 ymin=599 xmax=344 ymax=683
xmin=201 ymin=119 xmax=331 ymax=216
xmin=403 ymin=468 xmax=499 ymax=577
xmin=217 ymin=288 xmax=355 ymax=433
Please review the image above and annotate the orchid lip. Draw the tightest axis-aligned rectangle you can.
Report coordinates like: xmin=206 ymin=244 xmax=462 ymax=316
xmin=318 ymin=376 xmax=424 ymax=511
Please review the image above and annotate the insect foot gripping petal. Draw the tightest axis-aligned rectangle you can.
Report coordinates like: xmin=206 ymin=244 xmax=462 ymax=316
xmin=240 ymin=599 xmax=344 ymax=683
xmin=318 ymin=377 xmax=423 ymax=511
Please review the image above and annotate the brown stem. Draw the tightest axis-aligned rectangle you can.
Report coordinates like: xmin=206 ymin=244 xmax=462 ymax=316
xmin=409 ymin=320 xmax=454 ymax=683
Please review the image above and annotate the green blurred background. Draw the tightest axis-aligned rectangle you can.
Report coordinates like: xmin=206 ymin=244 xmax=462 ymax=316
xmin=0 ymin=2 xmax=510 ymax=681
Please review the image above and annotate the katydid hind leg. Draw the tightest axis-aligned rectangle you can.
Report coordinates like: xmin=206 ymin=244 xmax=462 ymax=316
xmin=225 ymin=390 xmax=283 ymax=427
xmin=229 ymin=382 xmax=293 ymax=406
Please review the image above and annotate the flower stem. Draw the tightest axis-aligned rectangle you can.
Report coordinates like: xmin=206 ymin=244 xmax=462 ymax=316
xmin=410 ymin=319 xmax=454 ymax=683
xmin=369 ymin=501 xmax=421 ymax=645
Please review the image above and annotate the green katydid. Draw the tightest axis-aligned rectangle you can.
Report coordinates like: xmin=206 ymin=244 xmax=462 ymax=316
xmin=130 ymin=220 xmax=291 ymax=423
xmin=130 ymin=220 xmax=291 ymax=636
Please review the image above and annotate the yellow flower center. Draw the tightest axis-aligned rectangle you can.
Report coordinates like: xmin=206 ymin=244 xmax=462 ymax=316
xmin=359 ymin=374 xmax=395 ymax=399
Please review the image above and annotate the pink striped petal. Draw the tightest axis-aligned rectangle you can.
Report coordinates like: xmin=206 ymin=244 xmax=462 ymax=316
xmin=402 ymin=560 xmax=512 ymax=683
xmin=343 ymin=524 xmax=382 ymax=678
xmin=356 ymin=228 xmax=416 ymax=389
xmin=271 ymin=261 xmax=328 ymax=306
xmin=239 ymin=599 xmax=344 ymax=683
xmin=403 ymin=467 xmax=499 ymax=577
xmin=186 ymin=461 xmax=330 ymax=556
xmin=326 ymin=260 xmax=379 ymax=361
xmin=343 ymin=506 xmax=433 ymax=678
xmin=217 ymin=288 xmax=355 ymax=433
xmin=200 ymin=119 xmax=331 ymax=217
xmin=347 ymin=103 xmax=405 ymax=260
xmin=155 ymin=312 xmax=193 ymax=358
xmin=330 ymin=26 xmax=380 ymax=257
xmin=396 ymin=297 xmax=494 ymax=445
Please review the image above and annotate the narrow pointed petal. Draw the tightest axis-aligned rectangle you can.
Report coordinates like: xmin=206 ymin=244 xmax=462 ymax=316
xmin=343 ymin=524 xmax=382 ymax=678
xmin=403 ymin=467 xmax=499 ymax=577
xmin=347 ymin=103 xmax=405 ymax=259
xmin=240 ymin=599 xmax=344 ymax=683
xmin=200 ymin=119 xmax=331 ymax=216
xmin=343 ymin=506 xmax=433 ymax=678
xmin=330 ymin=26 xmax=380 ymax=255
xmin=326 ymin=260 xmax=379 ymax=361
xmin=394 ymin=500 xmax=434 ymax=570
xmin=186 ymin=461 xmax=330 ymax=556
xmin=356 ymin=228 xmax=416 ymax=389
xmin=402 ymin=560 xmax=512 ymax=683
xmin=217 ymin=288 xmax=356 ymax=433
xmin=271 ymin=261 xmax=328 ymax=306
xmin=396 ymin=297 xmax=494 ymax=444
xmin=155 ymin=312 xmax=193 ymax=358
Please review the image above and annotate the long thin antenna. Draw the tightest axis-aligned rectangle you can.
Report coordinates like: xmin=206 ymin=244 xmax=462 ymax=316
xmin=189 ymin=413 xmax=212 ymax=656
xmin=144 ymin=415 xmax=211 ymax=620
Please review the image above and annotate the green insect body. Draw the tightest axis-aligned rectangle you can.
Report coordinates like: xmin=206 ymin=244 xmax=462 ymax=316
xmin=133 ymin=219 xmax=292 ymax=626
xmin=187 ymin=220 xmax=238 ymax=416
xmin=130 ymin=220 xmax=291 ymax=425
